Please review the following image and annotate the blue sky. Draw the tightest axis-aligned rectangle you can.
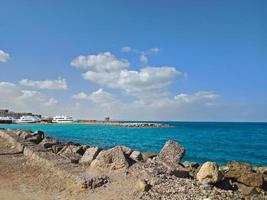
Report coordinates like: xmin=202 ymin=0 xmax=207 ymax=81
xmin=0 ymin=0 xmax=267 ymax=121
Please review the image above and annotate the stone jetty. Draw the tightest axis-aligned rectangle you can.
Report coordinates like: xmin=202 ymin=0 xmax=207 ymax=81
xmin=0 ymin=128 xmax=266 ymax=199
xmin=80 ymin=121 xmax=172 ymax=128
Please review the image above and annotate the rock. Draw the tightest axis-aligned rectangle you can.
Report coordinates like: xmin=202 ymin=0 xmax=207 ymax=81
xmin=118 ymin=145 xmax=133 ymax=156
xmin=58 ymin=144 xmax=85 ymax=156
xmin=235 ymin=183 xmax=259 ymax=196
xmin=136 ymin=179 xmax=150 ymax=192
xmin=253 ymin=166 xmax=267 ymax=175
xmin=79 ymin=147 xmax=101 ymax=165
xmin=158 ymin=140 xmax=185 ymax=165
xmin=183 ymin=161 xmax=199 ymax=169
xmin=19 ymin=130 xmax=33 ymax=139
xmin=130 ymin=151 xmax=143 ymax=162
xmin=142 ymin=152 xmax=157 ymax=161
xmin=26 ymin=135 xmax=43 ymax=144
xmin=144 ymin=158 xmax=190 ymax=178
xmin=52 ymin=144 xmax=64 ymax=154
xmin=224 ymin=161 xmax=253 ymax=180
xmin=238 ymin=172 xmax=264 ymax=188
xmin=196 ymin=162 xmax=222 ymax=184
xmin=86 ymin=175 xmax=110 ymax=189
xmin=225 ymin=161 xmax=264 ymax=187
xmin=90 ymin=146 xmax=129 ymax=170
xmin=58 ymin=144 xmax=84 ymax=163
xmin=39 ymin=137 xmax=59 ymax=148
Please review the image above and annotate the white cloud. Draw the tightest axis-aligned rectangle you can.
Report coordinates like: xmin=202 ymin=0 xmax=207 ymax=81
xmin=45 ymin=98 xmax=58 ymax=106
xmin=0 ymin=82 xmax=58 ymax=113
xmin=0 ymin=49 xmax=10 ymax=63
xmin=174 ymin=91 xmax=219 ymax=104
xmin=70 ymin=52 xmax=129 ymax=72
xmin=121 ymin=46 xmax=132 ymax=53
xmin=19 ymin=78 xmax=67 ymax=90
xmin=70 ymin=49 xmax=223 ymax=120
xmin=72 ymin=52 xmax=180 ymax=102
xmin=149 ymin=48 xmax=160 ymax=54
xmin=73 ymin=89 xmax=117 ymax=107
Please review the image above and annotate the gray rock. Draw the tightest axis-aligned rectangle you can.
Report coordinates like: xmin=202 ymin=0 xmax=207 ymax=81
xmin=158 ymin=140 xmax=185 ymax=165
xmin=130 ymin=150 xmax=143 ymax=162
xmin=79 ymin=147 xmax=101 ymax=165
xmin=91 ymin=146 xmax=129 ymax=170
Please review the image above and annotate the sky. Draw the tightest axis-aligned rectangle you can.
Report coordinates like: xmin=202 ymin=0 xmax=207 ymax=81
xmin=0 ymin=0 xmax=267 ymax=121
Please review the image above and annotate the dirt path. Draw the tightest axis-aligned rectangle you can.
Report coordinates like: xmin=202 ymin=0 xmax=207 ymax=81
xmin=0 ymin=137 xmax=138 ymax=200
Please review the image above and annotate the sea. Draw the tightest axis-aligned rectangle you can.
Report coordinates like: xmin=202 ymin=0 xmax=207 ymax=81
xmin=1 ymin=122 xmax=267 ymax=166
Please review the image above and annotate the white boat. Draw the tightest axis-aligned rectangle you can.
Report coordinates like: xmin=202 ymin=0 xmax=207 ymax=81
xmin=16 ymin=115 xmax=41 ymax=123
xmin=0 ymin=116 xmax=16 ymax=124
xmin=52 ymin=115 xmax=74 ymax=123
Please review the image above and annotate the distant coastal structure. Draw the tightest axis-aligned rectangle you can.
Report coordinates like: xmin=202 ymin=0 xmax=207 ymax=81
xmin=0 ymin=109 xmax=41 ymax=119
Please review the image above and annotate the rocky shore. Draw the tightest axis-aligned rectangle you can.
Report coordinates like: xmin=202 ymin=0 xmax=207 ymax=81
xmin=0 ymin=128 xmax=266 ymax=200
xmin=79 ymin=121 xmax=172 ymax=128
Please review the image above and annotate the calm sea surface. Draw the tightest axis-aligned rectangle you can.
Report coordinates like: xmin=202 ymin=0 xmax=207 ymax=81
xmin=1 ymin=122 xmax=267 ymax=166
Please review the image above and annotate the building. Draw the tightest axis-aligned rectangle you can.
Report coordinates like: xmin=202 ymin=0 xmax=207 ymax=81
xmin=0 ymin=109 xmax=41 ymax=119
xmin=0 ymin=109 xmax=9 ymax=116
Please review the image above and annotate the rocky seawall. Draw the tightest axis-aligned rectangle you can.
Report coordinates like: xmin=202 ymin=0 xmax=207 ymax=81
xmin=0 ymin=128 xmax=266 ymax=199
xmin=79 ymin=121 xmax=172 ymax=128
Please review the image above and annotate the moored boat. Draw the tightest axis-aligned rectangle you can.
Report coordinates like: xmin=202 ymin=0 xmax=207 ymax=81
xmin=16 ymin=115 xmax=41 ymax=123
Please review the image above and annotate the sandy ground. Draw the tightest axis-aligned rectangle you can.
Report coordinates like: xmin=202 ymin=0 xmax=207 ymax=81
xmin=0 ymin=137 xmax=139 ymax=200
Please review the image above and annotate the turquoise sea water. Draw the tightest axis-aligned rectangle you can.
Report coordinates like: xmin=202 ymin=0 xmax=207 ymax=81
xmin=1 ymin=122 xmax=267 ymax=166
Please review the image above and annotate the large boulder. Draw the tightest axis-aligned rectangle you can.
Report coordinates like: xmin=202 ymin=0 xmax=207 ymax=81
xmin=79 ymin=147 xmax=102 ymax=165
xmin=117 ymin=145 xmax=133 ymax=156
xmin=158 ymin=140 xmax=185 ymax=165
xmin=225 ymin=161 xmax=264 ymax=188
xmin=196 ymin=162 xmax=222 ymax=184
xmin=58 ymin=144 xmax=85 ymax=163
xmin=19 ymin=130 xmax=33 ymax=139
xmin=90 ymin=146 xmax=129 ymax=170
xmin=130 ymin=151 xmax=143 ymax=162
xmin=58 ymin=144 xmax=85 ymax=155
xmin=39 ymin=137 xmax=59 ymax=148
xmin=224 ymin=161 xmax=253 ymax=179
xmin=25 ymin=131 xmax=44 ymax=144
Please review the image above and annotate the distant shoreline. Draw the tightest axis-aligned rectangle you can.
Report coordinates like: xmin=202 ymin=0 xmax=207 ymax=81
xmin=0 ymin=121 xmax=172 ymax=128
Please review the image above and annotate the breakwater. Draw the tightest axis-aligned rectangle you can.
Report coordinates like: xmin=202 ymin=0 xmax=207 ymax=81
xmin=0 ymin=128 xmax=266 ymax=199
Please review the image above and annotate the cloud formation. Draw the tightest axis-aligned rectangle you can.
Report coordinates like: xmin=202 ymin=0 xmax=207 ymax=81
xmin=71 ymin=52 xmax=179 ymax=102
xmin=0 ymin=49 xmax=10 ymax=63
xmin=73 ymin=88 xmax=117 ymax=106
xmin=174 ymin=91 xmax=219 ymax=104
xmin=19 ymin=78 xmax=67 ymax=90
xmin=0 ymin=82 xmax=58 ymax=113
xmin=70 ymin=49 xmax=220 ymax=120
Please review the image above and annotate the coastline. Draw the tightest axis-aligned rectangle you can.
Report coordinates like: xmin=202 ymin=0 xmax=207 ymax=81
xmin=0 ymin=121 xmax=172 ymax=128
xmin=0 ymin=128 xmax=266 ymax=199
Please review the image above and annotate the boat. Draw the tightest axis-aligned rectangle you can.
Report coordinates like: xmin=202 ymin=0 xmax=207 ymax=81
xmin=52 ymin=115 xmax=74 ymax=123
xmin=0 ymin=116 xmax=16 ymax=124
xmin=16 ymin=115 xmax=41 ymax=123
